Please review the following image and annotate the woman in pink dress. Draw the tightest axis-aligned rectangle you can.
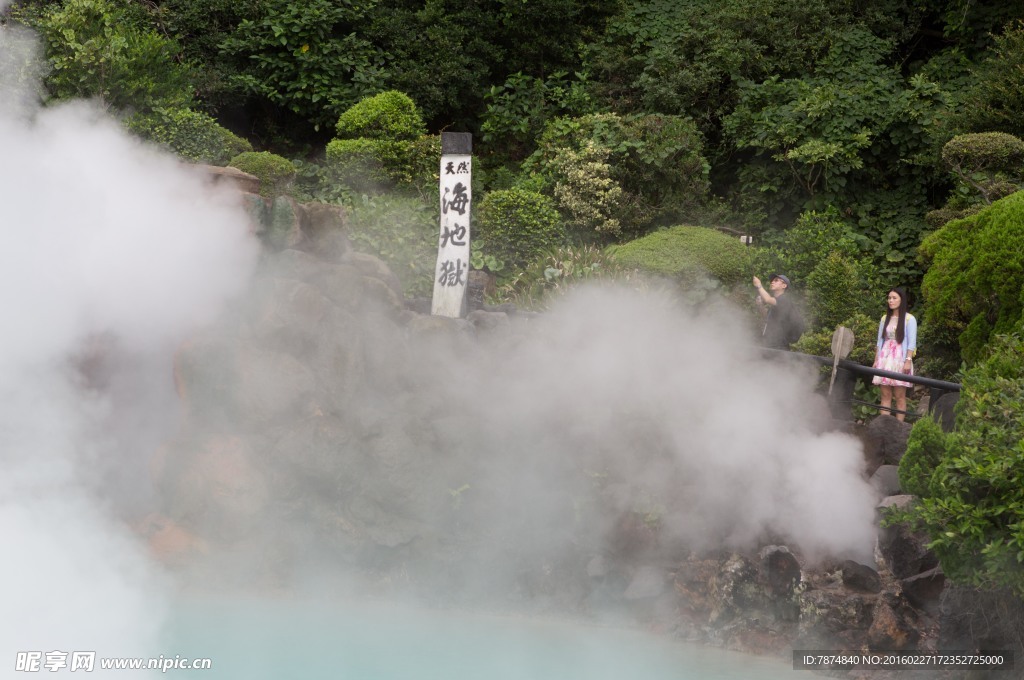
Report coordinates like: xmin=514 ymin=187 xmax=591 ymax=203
xmin=872 ymin=287 xmax=917 ymax=421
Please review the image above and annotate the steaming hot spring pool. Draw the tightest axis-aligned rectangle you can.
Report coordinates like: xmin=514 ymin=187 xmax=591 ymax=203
xmin=161 ymin=596 xmax=806 ymax=679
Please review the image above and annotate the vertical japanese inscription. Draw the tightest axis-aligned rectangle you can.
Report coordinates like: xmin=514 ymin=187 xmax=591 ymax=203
xmin=432 ymin=133 xmax=472 ymax=317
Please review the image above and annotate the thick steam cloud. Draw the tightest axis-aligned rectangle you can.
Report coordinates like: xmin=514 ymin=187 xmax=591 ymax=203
xmin=1 ymin=22 xmax=259 ymax=665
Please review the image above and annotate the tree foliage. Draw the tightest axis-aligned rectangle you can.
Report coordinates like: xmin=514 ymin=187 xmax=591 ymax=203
xmin=219 ymin=0 xmax=386 ymax=131
xmin=898 ymin=330 xmax=1024 ymax=594
xmin=28 ymin=0 xmax=192 ymax=111
xmin=125 ymin=107 xmax=252 ymax=165
xmin=524 ymin=112 xmax=709 ymax=237
xmin=952 ymin=21 xmax=1024 ymax=137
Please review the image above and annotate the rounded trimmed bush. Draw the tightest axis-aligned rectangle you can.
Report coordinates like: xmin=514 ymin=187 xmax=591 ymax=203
xmin=607 ymin=226 xmax=750 ymax=285
xmin=126 ymin=107 xmax=252 ymax=165
xmin=919 ymin=190 xmax=1024 ymax=364
xmin=942 ymin=132 xmax=1024 ymax=174
xmin=228 ymin=151 xmax=297 ymax=196
xmin=477 ymin=188 xmax=565 ymax=271
xmin=335 ymin=90 xmax=427 ymax=141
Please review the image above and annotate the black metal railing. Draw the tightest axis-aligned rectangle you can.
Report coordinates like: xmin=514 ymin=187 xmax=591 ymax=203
xmin=759 ymin=347 xmax=961 ymax=421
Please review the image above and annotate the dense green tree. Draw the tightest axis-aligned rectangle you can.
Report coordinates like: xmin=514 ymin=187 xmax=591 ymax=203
xmin=522 ymin=112 xmax=709 ymax=239
xmin=219 ymin=0 xmax=386 ymax=132
xmin=366 ymin=0 xmax=617 ymax=131
xmin=23 ymin=0 xmax=192 ymax=111
xmin=951 ymin=22 xmax=1024 ymax=138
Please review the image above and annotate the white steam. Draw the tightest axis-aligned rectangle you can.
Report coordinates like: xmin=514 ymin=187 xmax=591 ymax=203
xmin=1 ymin=22 xmax=259 ymax=671
xmin=445 ymin=286 xmax=878 ymax=564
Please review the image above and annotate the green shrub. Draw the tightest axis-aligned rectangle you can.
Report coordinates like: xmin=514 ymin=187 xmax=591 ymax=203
xmin=805 ymin=251 xmax=864 ymax=331
xmin=228 ymin=151 xmax=297 ymax=196
xmin=476 ymin=189 xmax=565 ymax=271
xmin=606 ymin=226 xmax=751 ymax=286
xmin=481 ymin=70 xmax=594 ymax=159
xmin=791 ymin=312 xmax=877 ymax=367
xmin=31 ymin=0 xmax=192 ymax=111
xmin=325 ymin=134 xmax=440 ymax=192
xmin=898 ymin=331 xmax=1024 ymax=593
xmin=288 ymin=158 xmax=355 ymax=206
xmin=751 ymin=208 xmax=866 ymax=287
xmin=346 ymin=194 xmax=437 ymax=297
xmin=523 ymin=112 xmax=709 ymax=236
xmin=125 ymin=107 xmax=252 ymax=165
xmin=335 ymin=90 xmax=426 ymax=141
xmin=898 ymin=416 xmax=948 ymax=498
xmin=503 ymin=245 xmax=636 ymax=311
xmin=325 ymin=138 xmax=391 ymax=192
xmin=919 ymin=190 xmax=1024 ymax=365
xmin=551 ymin=141 xmax=624 ymax=239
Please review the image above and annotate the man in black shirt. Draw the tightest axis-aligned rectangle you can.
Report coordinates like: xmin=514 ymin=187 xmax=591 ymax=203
xmin=753 ymin=273 xmax=805 ymax=349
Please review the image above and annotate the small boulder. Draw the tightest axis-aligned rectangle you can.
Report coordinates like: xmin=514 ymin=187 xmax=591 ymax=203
xmin=867 ymin=598 xmax=918 ymax=650
xmin=864 ymin=415 xmax=913 ymax=465
xmin=841 ymin=560 xmax=882 ymax=594
xmin=870 ymin=465 xmax=902 ymax=497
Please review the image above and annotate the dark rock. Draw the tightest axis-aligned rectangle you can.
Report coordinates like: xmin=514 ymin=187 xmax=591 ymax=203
xmin=900 ymin=566 xmax=945 ymax=612
xmin=249 ymin=277 xmax=333 ymax=355
xmin=673 ymin=556 xmax=720 ymax=619
xmin=466 ymin=309 xmax=510 ymax=335
xmin=759 ymin=545 xmax=801 ymax=599
xmin=467 ymin=269 xmax=489 ymax=312
xmin=870 ymin=465 xmax=902 ymax=497
xmin=239 ymin=192 xmax=269 ymax=232
xmin=867 ymin=599 xmax=918 ymax=650
xmin=157 ymin=434 xmax=269 ymax=541
xmin=797 ymin=588 xmax=875 ymax=647
xmin=233 ymin=347 xmax=317 ymax=424
xmin=266 ymin=248 xmax=325 ymax=283
xmin=931 ymin=392 xmax=960 ymax=433
xmin=405 ymin=297 xmax=432 ymax=315
xmin=760 ymin=545 xmax=802 ymax=622
xmin=841 ymin=560 xmax=883 ymax=594
xmin=864 ymin=415 xmax=913 ymax=465
xmin=710 ymin=555 xmax=764 ymax=624
xmin=271 ymin=414 xmax=363 ymax=492
xmin=878 ymin=519 xmax=938 ymax=579
xmin=313 ymin=263 xmax=375 ymax=312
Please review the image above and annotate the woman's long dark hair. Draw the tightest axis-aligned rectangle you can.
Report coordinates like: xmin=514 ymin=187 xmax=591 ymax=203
xmin=884 ymin=287 xmax=909 ymax=344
